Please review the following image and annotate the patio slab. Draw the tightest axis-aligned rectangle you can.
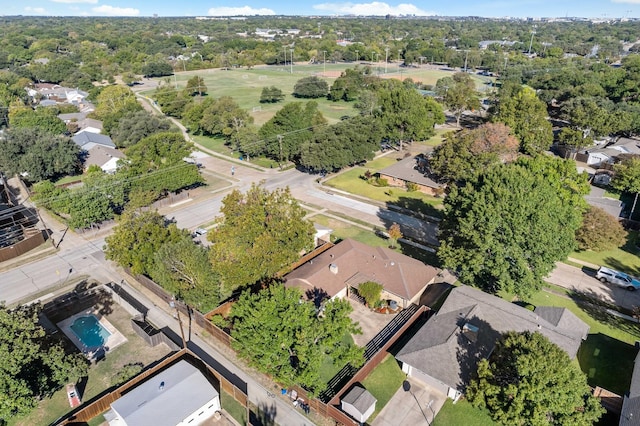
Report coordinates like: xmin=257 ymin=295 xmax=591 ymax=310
xmin=347 ymin=298 xmax=396 ymax=346
xmin=372 ymin=377 xmax=446 ymax=426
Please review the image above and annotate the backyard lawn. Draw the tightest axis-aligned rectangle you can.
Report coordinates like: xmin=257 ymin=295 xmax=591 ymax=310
xmin=520 ymin=287 xmax=640 ymax=395
xmin=571 ymin=231 xmax=640 ymax=276
xmin=361 ymin=354 xmax=406 ymax=422
xmin=9 ymin=302 xmax=173 ymax=426
xmin=432 ymin=399 xmax=495 ymax=426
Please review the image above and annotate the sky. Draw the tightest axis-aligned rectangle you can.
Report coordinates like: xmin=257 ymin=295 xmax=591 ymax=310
xmin=14 ymin=0 xmax=640 ymax=19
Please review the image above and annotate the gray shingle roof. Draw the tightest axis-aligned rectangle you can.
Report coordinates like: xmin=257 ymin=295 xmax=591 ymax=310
xmin=396 ymin=285 xmax=589 ymax=393
xmin=377 ymin=155 xmax=440 ymax=189
xmin=110 ymin=360 xmax=219 ymax=426
xmin=341 ymin=385 xmax=377 ymax=414
xmin=72 ymin=131 xmax=115 ymax=148
xmin=621 ymin=349 xmax=640 ymax=426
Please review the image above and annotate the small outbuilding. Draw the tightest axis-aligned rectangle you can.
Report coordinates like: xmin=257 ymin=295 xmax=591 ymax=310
xmin=341 ymin=384 xmax=377 ymax=424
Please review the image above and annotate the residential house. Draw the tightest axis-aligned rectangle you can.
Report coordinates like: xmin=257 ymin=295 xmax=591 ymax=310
xmin=27 ymin=83 xmax=94 ymax=112
xmin=396 ymin=285 xmax=589 ymax=401
xmin=84 ymin=145 xmax=125 ymax=174
xmin=377 ymin=155 xmax=442 ymax=196
xmin=72 ymin=132 xmax=116 ymax=150
xmin=59 ymin=112 xmax=103 ymax=134
xmin=285 ymin=238 xmax=440 ymax=308
xmin=620 ymin=347 xmax=640 ymax=426
xmin=341 ymin=385 xmax=377 ymax=424
xmin=105 ymin=360 xmax=221 ymax=426
xmin=576 ymin=137 xmax=640 ymax=168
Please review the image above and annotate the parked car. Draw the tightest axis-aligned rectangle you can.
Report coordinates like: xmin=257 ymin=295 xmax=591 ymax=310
xmin=596 ymin=266 xmax=640 ymax=291
xmin=194 ymin=228 xmax=208 ymax=236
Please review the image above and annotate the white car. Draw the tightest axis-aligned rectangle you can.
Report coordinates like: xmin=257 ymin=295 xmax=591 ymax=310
xmin=596 ymin=266 xmax=640 ymax=291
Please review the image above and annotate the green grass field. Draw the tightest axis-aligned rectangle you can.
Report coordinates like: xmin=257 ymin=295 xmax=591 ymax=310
xmin=361 ymin=354 xmax=406 ymax=422
xmin=146 ymin=63 xmax=488 ymax=126
xmin=432 ymin=399 xmax=495 ymax=426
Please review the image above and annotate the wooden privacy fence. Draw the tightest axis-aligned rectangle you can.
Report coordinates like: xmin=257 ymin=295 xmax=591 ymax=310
xmin=0 ymin=228 xmax=44 ymax=263
xmin=56 ymin=349 xmax=248 ymax=425
xmin=593 ymin=386 xmax=623 ymax=414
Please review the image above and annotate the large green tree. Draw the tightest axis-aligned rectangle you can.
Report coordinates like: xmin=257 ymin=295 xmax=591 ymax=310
xmin=292 ymin=76 xmax=329 ymax=98
xmin=429 ymin=122 xmax=519 ymax=182
xmin=612 ymin=157 xmax=640 ymax=219
xmin=152 ymin=238 xmax=221 ymax=313
xmin=0 ymin=127 xmax=80 ymax=183
xmin=438 ymin=158 xmax=587 ymax=296
xmin=466 ymin=331 xmax=604 ymax=426
xmin=231 ymin=284 xmax=363 ymax=394
xmin=183 ymin=75 xmax=207 ymax=96
xmin=91 ymin=84 xmax=143 ymax=133
xmin=435 ymin=72 xmax=481 ymax=127
xmin=493 ymin=86 xmax=553 ymax=155
xmin=376 ymin=84 xmax=445 ymax=149
xmin=110 ymin=110 xmax=176 ymax=148
xmin=207 ymin=185 xmax=315 ymax=292
xmin=8 ymin=106 xmax=67 ymax=134
xmin=105 ymin=210 xmax=186 ymax=276
xmin=0 ymin=304 xmax=88 ymax=422
xmin=575 ymin=205 xmax=627 ymax=252
xmin=259 ymin=101 xmax=326 ymax=162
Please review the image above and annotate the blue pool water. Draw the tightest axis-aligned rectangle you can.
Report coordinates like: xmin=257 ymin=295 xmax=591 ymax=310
xmin=70 ymin=315 xmax=111 ymax=348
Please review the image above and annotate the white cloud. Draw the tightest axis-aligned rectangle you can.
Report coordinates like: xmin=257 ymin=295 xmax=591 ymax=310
xmin=313 ymin=1 xmax=434 ymax=16
xmin=25 ymin=6 xmax=47 ymax=13
xmin=92 ymin=5 xmax=140 ymax=16
xmin=207 ymin=6 xmax=275 ymax=16
xmin=51 ymin=0 xmax=98 ymax=4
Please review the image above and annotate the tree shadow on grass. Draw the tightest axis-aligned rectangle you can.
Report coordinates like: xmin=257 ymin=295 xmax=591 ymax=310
xmin=577 ymin=333 xmax=636 ymax=395
xmin=388 ymin=196 xmax=443 ymax=220
xmin=602 ymin=256 xmax=640 ymax=278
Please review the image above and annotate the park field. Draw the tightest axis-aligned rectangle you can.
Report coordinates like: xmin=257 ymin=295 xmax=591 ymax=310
xmin=144 ymin=62 xmax=491 ymax=126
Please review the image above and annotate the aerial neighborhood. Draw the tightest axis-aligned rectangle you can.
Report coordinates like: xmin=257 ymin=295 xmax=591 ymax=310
xmin=5 ymin=7 xmax=640 ymax=426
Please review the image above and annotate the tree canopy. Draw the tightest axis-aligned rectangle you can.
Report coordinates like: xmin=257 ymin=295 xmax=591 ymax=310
xmin=0 ymin=303 xmax=88 ymax=422
xmin=575 ymin=205 xmax=627 ymax=252
xmin=438 ymin=157 xmax=588 ymax=297
xmin=105 ymin=210 xmax=186 ymax=276
xmin=435 ymin=72 xmax=481 ymax=127
xmin=207 ymin=185 xmax=315 ymax=292
xmin=429 ymin=122 xmax=519 ymax=182
xmin=492 ymin=86 xmax=553 ymax=155
xmin=110 ymin=110 xmax=177 ymax=148
xmin=0 ymin=127 xmax=80 ymax=183
xmin=612 ymin=157 xmax=640 ymax=217
xmin=231 ymin=284 xmax=363 ymax=394
xmin=466 ymin=331 xmax=604 ymax=426
xmin=293 ymin=76 xmax=329 ymax=99
xmin=260 ymin=86 xmax=285 ymax=103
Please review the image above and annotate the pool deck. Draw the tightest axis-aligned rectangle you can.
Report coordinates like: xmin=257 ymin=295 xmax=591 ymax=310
xmin=57 ymin=309 xmax=127 ymax=359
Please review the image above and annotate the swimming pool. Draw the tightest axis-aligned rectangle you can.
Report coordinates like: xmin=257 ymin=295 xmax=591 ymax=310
xmin=69 ymin=315 xmax=111 ymax=349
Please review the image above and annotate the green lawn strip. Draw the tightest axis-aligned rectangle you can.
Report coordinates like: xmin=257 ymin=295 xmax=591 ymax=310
xmin=191 ymin=134 xmax=231 ymax=155
xmin=570 ymin=231 xmax=640 ymax=276
xmin=432 ymin=399 xmax=495 ymax=426
xmin=310 ymin=214 xmax=388 ymax=247
xmin=87 ymin=414 xmax=106 ymax=426
xmin=361 ymin=354 xmax=406 ymax=422
xmin=54 ymin=174 xmax=83 ymax=186
xmin=221 ymin=390 xmax=247 ymax=425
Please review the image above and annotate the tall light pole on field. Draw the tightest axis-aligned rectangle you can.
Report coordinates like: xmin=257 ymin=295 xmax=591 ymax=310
xmin=528 ymin=27 xmax=537 ymax=55
xmin=384 ymin=47 xmax=389 ymax=73
xmin=290 ymin=49 xmax=293 ymax=74
xmin=323 ymin=50 xmax=326 ymax=75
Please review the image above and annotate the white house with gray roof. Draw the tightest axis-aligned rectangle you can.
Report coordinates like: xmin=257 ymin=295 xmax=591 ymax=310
xmin=396 ymin=285 xmax=589 ymax=401
xmin=106 ymin=360 xmax=220 ymax=426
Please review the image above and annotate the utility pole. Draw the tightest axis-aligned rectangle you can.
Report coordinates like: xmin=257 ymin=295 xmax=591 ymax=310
xmin=464 ymin=50 xmax=469 ymax=72
xmin=277 ymin=134 xmax=283 ymax=164
xmin=290 ymin=49 xmax=293 ymax=74
xmin=528 ymin=28 xmax=536 ymax=55
xmin=283 ymin=46 xmax=286 ymax=66
xmin=170 ymin=299 xmax=187 ymax=349
xmin=355 ymin=50 xmax=359 ymax=62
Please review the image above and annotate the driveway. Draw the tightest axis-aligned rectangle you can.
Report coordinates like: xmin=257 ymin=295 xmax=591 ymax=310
xmin=545 ymin=262 xmax=640 ymax=311
xmin=373 ymin=377 xmax=446 ymax=426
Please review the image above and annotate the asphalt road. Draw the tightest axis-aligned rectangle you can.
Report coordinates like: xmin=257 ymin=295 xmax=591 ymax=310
xmin=545 ymin=262 xmax=640 ymax=311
